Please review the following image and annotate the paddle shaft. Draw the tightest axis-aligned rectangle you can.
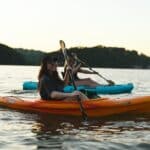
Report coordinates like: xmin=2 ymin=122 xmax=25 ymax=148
xmin=86 ymin=65 xmax=110 ymax=82
xmin=59 ymin=40 xmax=88 ymax=120
xmin=73 ymin=56 xmax=115 ymax=84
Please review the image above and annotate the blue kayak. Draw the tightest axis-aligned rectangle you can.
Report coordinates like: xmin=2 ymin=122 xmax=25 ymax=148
xmin=23 ymin=81 xmax=134 ymax=94
xmin=23 ymin=81 xmax=38 ymax=90
xmin=64 ymin=83 xmax=133 ymax=94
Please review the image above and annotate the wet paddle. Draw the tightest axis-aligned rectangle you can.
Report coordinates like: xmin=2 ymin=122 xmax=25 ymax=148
xmin=72 ymin=53 xmax=115 ymax=85
xmin=59 ymin=40 xmax=88 ymax=121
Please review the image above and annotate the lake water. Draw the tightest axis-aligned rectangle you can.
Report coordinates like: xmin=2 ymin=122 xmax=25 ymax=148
xmin=0 ymin=65 xmax=150 ymax=150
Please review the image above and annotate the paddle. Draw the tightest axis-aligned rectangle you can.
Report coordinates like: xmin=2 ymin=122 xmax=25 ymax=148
xmin=72 ymin=53 xmax=115 ymax=85
xmin=59 ymin=40 xmax=88 ymax=121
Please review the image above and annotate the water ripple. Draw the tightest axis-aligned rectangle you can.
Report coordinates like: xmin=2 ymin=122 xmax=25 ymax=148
xmin=0 ymin=66 xmax=150 ymax=149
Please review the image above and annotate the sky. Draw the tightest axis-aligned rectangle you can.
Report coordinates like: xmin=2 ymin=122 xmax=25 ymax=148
xmin=0 ymin=0 xmax=150 ymax=56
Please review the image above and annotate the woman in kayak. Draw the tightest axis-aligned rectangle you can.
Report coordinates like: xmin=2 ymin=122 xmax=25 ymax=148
xmin=63 ymin=53 xmax=100 ymax=87
xmin=38 ymin=55 xmax=88 ymax=101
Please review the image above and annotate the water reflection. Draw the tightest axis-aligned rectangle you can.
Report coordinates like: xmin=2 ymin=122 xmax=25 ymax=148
xmin=0 ymin=108 xmax=150 ymax=149
xmin=0 ymin=66 xmax=150 ymax=149
xmin=30 ymin=113 xmax=150 ymax=149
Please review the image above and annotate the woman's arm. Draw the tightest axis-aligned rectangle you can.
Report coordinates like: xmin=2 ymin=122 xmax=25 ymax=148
xmin=72 ymin=63 xmax=82 ymax=74
xmin=63 ymin=66 xmax=71 ymax=86
xmin=50 ymin=91 xmax=88 ymax=100
xmin=50 ymin=91 xmax=73 ymax=99
xmin=63 ymin=64 xmax=81 ymax=85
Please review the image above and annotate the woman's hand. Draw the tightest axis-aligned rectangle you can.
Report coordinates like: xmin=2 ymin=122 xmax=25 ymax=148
xmin=66 ymin=64 xmax=78 ymax=74
xmin=71 ymin=91 xmax=88 ymax=100
xmin=66 ymin=65 xmax=72 ymax=72
xmin=71 ymin=91 xmax=81 ymax=97
xmin=66 ymin=65 xmax=78 ymax=74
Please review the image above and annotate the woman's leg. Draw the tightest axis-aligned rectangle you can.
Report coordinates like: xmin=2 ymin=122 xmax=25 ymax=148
xmin=63 ymin=91 xmax=88 ymax=101
xmin=75 ymin=78 xmax=100 ymax=87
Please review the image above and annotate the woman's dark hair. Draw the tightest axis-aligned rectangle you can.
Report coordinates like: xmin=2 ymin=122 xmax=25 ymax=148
xmin=38 ymin=55 xmax=63 ymax=84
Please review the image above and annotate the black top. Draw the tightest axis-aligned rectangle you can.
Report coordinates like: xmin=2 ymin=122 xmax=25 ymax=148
xmin=39 ymin=74 xmax=64 ymax=100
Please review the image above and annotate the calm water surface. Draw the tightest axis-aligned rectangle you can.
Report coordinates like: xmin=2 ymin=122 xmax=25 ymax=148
xmin=0 ymin=65 xmax=150 ymax=150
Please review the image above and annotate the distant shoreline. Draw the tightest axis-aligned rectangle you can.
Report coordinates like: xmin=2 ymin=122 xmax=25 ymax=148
xmin=0 ymin=43 xmax=150 ymax=69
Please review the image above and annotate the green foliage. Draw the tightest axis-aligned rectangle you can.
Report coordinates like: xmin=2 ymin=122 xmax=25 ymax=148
xmin=0 ymin=44 xmax=25 ymax=65
xmin=15 ymin=48 xmax=45 ymax=65
xmin=64 ymin=46 xmax=150 ymax=68
xmin=0 ymin=43 xmax=150 ymax=68
xmin=0 ymin=43 xmax=46 ymax=65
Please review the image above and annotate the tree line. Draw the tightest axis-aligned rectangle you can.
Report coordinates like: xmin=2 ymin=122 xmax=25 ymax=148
xmin=0 ymin=43 xmax=150 ymax=68
xmin=0 ymin=43 xmax=45 ymax=65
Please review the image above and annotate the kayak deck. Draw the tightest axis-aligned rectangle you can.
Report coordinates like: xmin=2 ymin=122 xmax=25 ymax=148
xmin=0 ymin=95 xmax=150 ymax=117
xmin=23 ymin=81 xmax=134 ymax=94
xmin=64 ymin=83 xmax=134 ymax=94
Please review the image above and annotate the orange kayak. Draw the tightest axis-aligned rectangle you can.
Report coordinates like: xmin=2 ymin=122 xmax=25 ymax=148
xmin=0 ymin=96 xmax=150 ymax=117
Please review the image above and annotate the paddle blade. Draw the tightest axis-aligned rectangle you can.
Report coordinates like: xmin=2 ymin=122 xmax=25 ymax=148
xmin=59 ymin=40 xmax=66 ymax=50
xmin=107 ymin=80 xmax=115 ymax=85
xmin=59 ymin=40 xmax=68 ymax=61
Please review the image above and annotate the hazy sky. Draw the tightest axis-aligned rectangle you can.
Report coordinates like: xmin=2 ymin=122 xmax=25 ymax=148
xmin=0 ymin=0 xmax=150 ymax=56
